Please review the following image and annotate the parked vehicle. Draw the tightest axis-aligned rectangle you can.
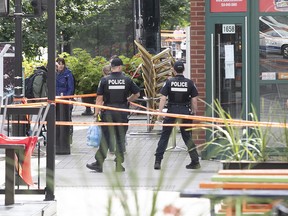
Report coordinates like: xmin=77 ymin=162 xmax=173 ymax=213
xmin=259 ymin=16 xmax=288 ymax=58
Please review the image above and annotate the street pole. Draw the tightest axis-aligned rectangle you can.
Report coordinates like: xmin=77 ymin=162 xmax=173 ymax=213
xmin=12 ymin=0 xmax=26 ymax=137
xmin=14 ymin=0 xmax=23 ymax=98
xmin=45 ymin=0 xmax=56 ymax=201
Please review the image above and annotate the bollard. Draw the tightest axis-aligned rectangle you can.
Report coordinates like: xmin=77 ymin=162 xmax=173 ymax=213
xmin=56 ymin=102 xmax=71 ymax=155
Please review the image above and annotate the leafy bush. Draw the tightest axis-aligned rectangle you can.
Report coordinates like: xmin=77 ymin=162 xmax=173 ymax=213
xmin=59 ymin=49 xmax=105 ymax=95
xmin=23 ymin=48 xmax=144 ymax=96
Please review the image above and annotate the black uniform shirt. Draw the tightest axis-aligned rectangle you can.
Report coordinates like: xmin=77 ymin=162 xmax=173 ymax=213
xmin=97 ymin=72 xmax=140 ymax=108
xmin=160 ymin=75 xmax=198 ymax=106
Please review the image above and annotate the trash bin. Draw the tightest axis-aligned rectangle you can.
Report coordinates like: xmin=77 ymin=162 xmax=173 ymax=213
xmin=56 ymin=103 xmax=71 ymax=155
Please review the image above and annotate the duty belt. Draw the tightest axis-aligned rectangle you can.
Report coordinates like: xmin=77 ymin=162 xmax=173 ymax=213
xmin=105 ymin=103 xmax=128 ymax=108
xmin=168 ymin=103 xmax=190 ymax=108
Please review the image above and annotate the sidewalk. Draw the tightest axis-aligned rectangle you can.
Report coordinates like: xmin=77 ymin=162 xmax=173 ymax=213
xmin=0 ymin=104 xmax=222 ymax=216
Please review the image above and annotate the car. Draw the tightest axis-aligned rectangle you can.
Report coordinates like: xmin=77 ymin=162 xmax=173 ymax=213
xmin=259 ymin=17 xmax=288 ymax=58
xmin=259 ymin=29 xmax=288 ymax=58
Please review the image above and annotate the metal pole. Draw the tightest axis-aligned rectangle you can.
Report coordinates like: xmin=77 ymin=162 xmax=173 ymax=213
xmin=12 ymin=0 xmax=26 ymax=137
xmin=14 ymin=0 xmax=23 ymax=98
xmin=45 ymin=0 xmax=56 ymax=201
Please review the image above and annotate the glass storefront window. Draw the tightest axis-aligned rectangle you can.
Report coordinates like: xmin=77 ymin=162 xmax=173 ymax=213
xmin=259 ymin=16 xmax=288 ymax=148
xmin=259 ymin=16 xmax=288 ymax=79
xmin=259 ymin=83 xmax=288 ymax=148
xmin=259 ymin=15 xmax=288 ymax=119
xmin=260 ymin=83 xmax=288 ymax=119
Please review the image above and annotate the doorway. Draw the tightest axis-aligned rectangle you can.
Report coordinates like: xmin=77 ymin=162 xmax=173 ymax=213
xmin=208 ymin=18 xmax=248 ymax=120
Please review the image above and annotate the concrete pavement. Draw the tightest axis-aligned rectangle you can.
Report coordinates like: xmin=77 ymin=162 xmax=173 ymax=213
xmin=0 ymin=103 xmax=222 ymax=216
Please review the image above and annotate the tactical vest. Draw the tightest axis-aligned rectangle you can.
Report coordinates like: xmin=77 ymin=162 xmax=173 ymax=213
xmin=166 ymin=76 xmax=193 ymax=105
xmin=103 ymin=73 xmax=130 ymax=107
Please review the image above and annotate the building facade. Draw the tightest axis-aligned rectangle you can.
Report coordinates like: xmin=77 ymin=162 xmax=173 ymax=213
xmin=191 ymin=0 xmax=288 ymax=156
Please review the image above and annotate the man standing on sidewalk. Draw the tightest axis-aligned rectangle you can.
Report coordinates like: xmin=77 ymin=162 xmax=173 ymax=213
xmin=86 ymin=57 xmax=140 ymax=172
xmin=154 ymin=61 xmax=200 ymax=170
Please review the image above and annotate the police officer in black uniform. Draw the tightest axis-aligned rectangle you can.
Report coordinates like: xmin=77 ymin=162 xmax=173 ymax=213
xmin=154 ymin=61 xmax=200 ymax=170
xmin=86 ymin=58 xmax=140 ymax=172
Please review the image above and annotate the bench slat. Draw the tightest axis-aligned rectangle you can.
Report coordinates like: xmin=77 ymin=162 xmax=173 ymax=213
xmin=200 ymin=182 xmax=288 ymax=189
xmin=218 ymin=169 xmax=288 ymax=175
xmin=0 ymin=144 xmax=25 ymax=150
xmin=181 ymin=189 xmax=288 ymax=197
xmin=212 ymin=175 xmax=288 ymax=183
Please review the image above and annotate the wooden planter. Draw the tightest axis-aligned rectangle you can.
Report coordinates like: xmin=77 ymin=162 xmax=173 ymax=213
xmin=221 ymin=160 xmax=288 ymax=170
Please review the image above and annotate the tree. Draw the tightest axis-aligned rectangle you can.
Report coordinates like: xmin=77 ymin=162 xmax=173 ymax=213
xmin=160 ymin=0 xmax=190 ymax=29
xmin=0 ymin=0 xmax=108 ymax=59
xmin=0 ymin=0 xmax=190 ymax=59
xmin=71 ymin=0 xmax=134 ymax=58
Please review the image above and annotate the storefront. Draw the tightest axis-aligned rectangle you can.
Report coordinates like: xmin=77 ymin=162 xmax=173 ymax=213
xmin=192 ymin=0 xmax=288 ymax=157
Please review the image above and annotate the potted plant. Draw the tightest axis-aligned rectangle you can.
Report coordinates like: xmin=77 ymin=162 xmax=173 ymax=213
xmin=202 ymin=99 xmax=288 ymax=169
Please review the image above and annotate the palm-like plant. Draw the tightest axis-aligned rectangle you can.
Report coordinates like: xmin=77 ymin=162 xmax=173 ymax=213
xmin=203 ymin=99 xmax=271 ymax=162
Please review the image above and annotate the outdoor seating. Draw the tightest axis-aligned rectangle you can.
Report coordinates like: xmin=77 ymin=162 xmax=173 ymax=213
xmin=0 ymin=98 xmax=50 ymax=205
xmin=180 ymin=169 xmax=288 ymax=215
xmin=134 ymin=40 xmax=175 ymax=130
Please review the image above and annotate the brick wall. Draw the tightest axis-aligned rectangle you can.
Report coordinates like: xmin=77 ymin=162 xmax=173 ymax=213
xmin=190 ymin=0 xmax=206 ymax=145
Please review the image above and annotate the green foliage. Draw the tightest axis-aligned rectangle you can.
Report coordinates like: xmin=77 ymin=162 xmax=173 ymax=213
xmin=248 ymin=105 xmax=273 ymax=162
xmin=71 ymin=0 xmax=134 ymax=58
xmin=0 ymin=0 xmax=190 ymax=59
xmin=202 ymin=99 xmax=273 ymax=162
xmin=60 ymin=49 xmax=105 ymax=95
xmin=120 ymin=53 xmax=144 ymax=88
xmin=282 ymin=119 xmax=288 ymax=161
xmin=160 ymin=0 xmax=190 ymax=29
xmin=23 ymin=58 xmax=47 ymax=78
xmin=22 ymin=48 xmax=144 ymax=95
xmin=57 ymin=48 xmax=143 ymax=95
xmin=0 ymin=0 xmax=109 ymax=59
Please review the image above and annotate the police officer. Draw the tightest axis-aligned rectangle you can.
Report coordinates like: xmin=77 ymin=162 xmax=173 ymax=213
xmin=86 ymin=57 xmax=140 ymax=172
xmin=154 ymin=61 xmax=200 ymax=170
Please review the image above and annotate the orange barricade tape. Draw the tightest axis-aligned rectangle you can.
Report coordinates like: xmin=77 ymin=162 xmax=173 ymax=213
xmin=4 ymin=95 xmax=288 ymax=129
xmin=24 ymin=93 xmax=97 ymax=102
xmin=56 ymin=99 xmax=287 ymax=129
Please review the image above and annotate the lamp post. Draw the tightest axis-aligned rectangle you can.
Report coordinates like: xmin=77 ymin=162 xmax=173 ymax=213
xmin=11 ymin=0 xmax=26 ymax=137
xmin=45 ymin=0 xmax=56 ymax=201
xmin=14 ymin=0 xmax=23 ymax=98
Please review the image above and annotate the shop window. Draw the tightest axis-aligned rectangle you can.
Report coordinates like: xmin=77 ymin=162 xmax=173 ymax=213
xmin=259 ymin=16 xmax=288 ymax=79
xmin=259 ymin=16 xmax=288 ymax=122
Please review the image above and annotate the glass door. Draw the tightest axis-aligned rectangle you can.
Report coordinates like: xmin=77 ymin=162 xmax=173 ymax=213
xmin=210 ymin=18 xmax=247 ymax=120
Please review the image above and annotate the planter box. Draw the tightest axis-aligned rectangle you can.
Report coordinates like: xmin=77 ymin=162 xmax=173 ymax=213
xmin=221 ymin=161 xmax=288 ymax=170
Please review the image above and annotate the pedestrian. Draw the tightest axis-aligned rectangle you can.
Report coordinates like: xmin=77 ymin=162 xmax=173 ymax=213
xmin=101 ymin=64 xmax=115 ymax=159
xmin=56 ymin=57 xmax=75 ymax=96
xmin=86 ymin=57 xmax=140 ymax=172
xmin=108 ymin=56 xmax=129 ymax=153
xmin=154 ymin=61 xmax=200 ymax=170
xmin=55 ymin=57 xmax=75 ymax=145
xmin=102 ymin=64 xmax=111 ymax=76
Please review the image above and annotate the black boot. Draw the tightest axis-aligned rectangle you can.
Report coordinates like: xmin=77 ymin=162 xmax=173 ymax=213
xmin=86 ymin=161 xmax=103 ymax=172
xmin=154 ymin=160 xmax=162 ymax=170
xmin=186 ymin=161 xmax=201 ymax=169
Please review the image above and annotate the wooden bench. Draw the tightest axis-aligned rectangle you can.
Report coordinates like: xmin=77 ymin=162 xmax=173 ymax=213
xmin=180 ymin=169 xmax=288 ymax=216
xmin=0 ymin=144 xmax=25 ymax=205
